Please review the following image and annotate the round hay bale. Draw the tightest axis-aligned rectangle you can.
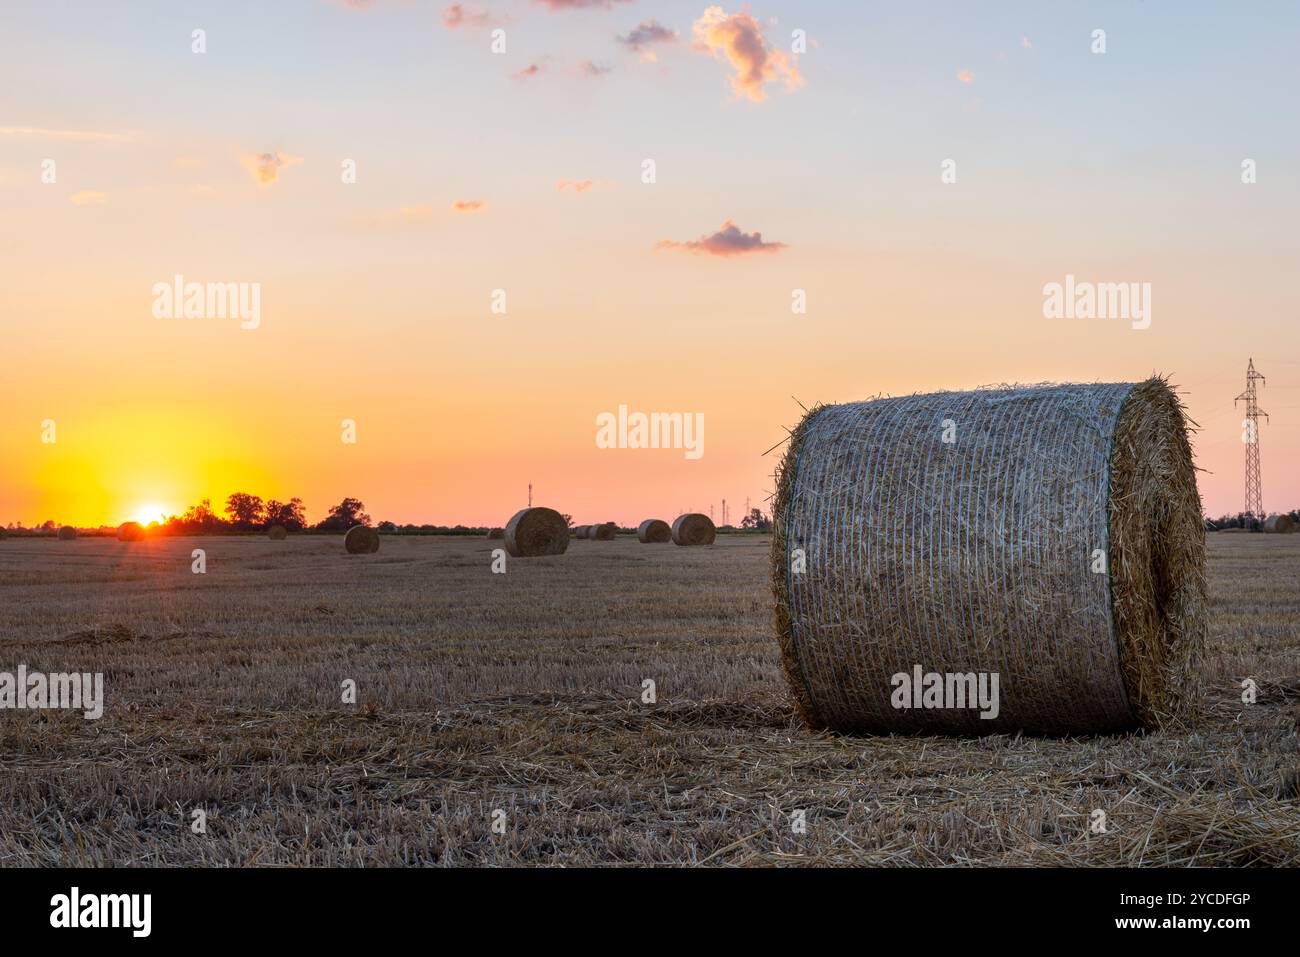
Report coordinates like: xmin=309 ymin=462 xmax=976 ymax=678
xmin=267 ymin=524 xmax=288 ymax=540
xmin=1263 ymin=514 xmax=1294 ymax=533
xmin=486 ymin=527 xmax=504 ymax=539
xmin=574 ymin=525 xmax=590 ymax=539
xmin=57 ymin=526 xmax=77 ymax=541
xmin=504 ymin=507 xmax=569 ymax=557
xmin=637 ymin=519 xmax=671 ymax=543
xmin=772 ymin=378 xmax=1205 ymax=736
xmin=117 ymin=521 xmax=145 ymax=542
xmin=590 ymin=522 xmax=616 ymax=541
xmin=671 ymin=513 xmax=716 ymax=546
xmin=344 ymin=525 xmax=380 ymax=554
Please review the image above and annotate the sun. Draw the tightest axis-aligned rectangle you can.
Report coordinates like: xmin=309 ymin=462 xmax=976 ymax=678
xmin=130 ymin=503 xmax=169 ymax=526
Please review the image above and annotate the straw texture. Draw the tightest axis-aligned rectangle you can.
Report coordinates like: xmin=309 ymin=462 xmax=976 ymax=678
xmin=57 ymin=526 xmax=77 ymax=541
xmin=504 ymin=507 xmax=570 ymax=557
xmin=267 ymin=524 xmax=288 ymax=540
xmin=637 ymin=519 xmax=672 ymax=543
xmin=590 ymin=522 xmax=616 ymax=541
xmin=772 ymin=378 xmax=1205 ymax=735
xmin=344 ymin=525 xmax=380 ymax=554
xmin=671 ymin=513 xmax=716 ymax=546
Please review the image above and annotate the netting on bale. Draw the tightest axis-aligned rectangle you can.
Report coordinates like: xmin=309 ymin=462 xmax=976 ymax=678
xmin=771 ymin=378 xmax=1206 ymax=736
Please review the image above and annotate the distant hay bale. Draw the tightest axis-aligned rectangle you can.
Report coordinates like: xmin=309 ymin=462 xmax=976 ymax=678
xmin=574 ymin=525 xmax=590 ymax=539
xmin=1263 ymin=515 xmax=1294 ymax=533
xmin=671 ymin=513 xmax=716 ymax=546
xmin=267 ymin=524 xmax=288 ymax=540
xmin=344 ymin=525 xmax=380 ymax=554
xmin=590 ymin=522 xmax=616 ymax=541
xmin=637 ymin=519 xmax=671 ymax=543
xmin=116 ymin=521 xmax=144 ymax=542
xmin=772 ymin=378 xmax=1205 ymax=736
xmin=504 ymin=507 xmax=570 ymax=557
xmin=486 ymin=527 xmax=504 ymax=539
xmin=57 ymin=526 xmax=77 ymax=541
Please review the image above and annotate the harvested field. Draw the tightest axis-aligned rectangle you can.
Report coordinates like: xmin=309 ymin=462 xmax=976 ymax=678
xmin=0 ymin=533 xmax=1296 ymax=866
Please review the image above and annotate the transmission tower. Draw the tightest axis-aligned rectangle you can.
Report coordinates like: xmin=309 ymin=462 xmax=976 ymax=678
xmin=1234 ymin=358 xmax=1268 ymax=521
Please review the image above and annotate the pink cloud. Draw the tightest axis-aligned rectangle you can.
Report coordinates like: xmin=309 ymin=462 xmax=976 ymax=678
xmin=957 ymin=69 xmax=974 ymax=84
xmin=453 ymin=200 xmax=485 ymax=212
xmin=442 ymin=4 xmax=501 ymax=29
xmin=618 ymin=19 xmax=678 ymax=61
xmin=692 ymin=6 xmax=802 ymax=102
xmin=557 ymin=179 xmax=594 ymax=192
xmin=240 ymin=151 xmax=302 ymax=187
xmin=514 ymin=63 xmax=543 ymax=80
xmin=656 ymin=220 xmax=786 ymax=258
xmin=535 ymin=0 xmax=631 ymax=10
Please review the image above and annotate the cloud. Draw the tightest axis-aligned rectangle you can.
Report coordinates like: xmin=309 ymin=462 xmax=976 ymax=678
xmin=0 ymin=126 xmax=133 ymax=142
xmin=692 ymin=6 xmax=802 ymax=102
xmin=453 ymin=200 xmax=485 ymax=212
xmin=580 ymin=60 xmax=612 ymax=77
xmin=1021 ymin=36 xmax=1033 ymax=49
xmin=68 ymin=190 xmax=107 ymax=205
xmin=957 ymin=69 xmax=974 ymax=84
xmin=617 ymin=19 xmax=677 ymax=61
xmin=557 ymin=179 xmax=594 ymax=192
xmin=442 ymin=4 xmax=500 ymax=28
xmin=190 ymin=185 xmax=215 ymax=200
xmin=656 ymin=220 xmax=786 ymax=257
xmin=535 ymin=0 xmax=631 ymax=10
xmin=514 ymin=63 xmax=543 ymax=80
xmin=240 ymin=151 xmax=302 ymax=187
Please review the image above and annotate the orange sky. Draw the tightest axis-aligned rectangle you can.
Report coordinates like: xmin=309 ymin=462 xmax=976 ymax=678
xmin=2 ymin=2 xmax=1298 ymax=527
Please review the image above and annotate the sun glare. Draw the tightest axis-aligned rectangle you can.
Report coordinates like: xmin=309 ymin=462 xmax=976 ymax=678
xmin=131 ymin=503 xmax=169 ymax=526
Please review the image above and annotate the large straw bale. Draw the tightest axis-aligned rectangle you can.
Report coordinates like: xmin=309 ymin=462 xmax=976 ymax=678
xmin=637 ymin=519 xmax=671 ymax=543
xmin=671 ymin=513 xmax=716 ymax=546
xmin=344 ymin=525 xmax=380 ymax=554
xmin=504 ymin=507 xmax=570 ymax=557
xmin=772 ymin=378 xmax=1205 ymax=735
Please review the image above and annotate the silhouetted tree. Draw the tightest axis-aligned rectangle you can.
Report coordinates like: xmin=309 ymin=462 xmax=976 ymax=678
xmin=264 ymin=498 xmax=307 ymax=530
xmin=225 ymin=492 xmax=265 ymax=530
xmin=180 ymin=499 xmax=225 ymax=532
xmin=315 ymin=498 xmax=371 ymax=532
xmin=740 ymin=507 xmax=772 ymax=532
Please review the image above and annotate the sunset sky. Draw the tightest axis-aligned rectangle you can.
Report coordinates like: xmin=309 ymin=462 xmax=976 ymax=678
xmin=3 ymin=0 xmax=1298 ymax=527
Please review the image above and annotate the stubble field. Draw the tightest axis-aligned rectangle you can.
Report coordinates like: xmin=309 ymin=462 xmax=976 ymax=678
xmin=0 ymin=532 xmax=1297 ymax=866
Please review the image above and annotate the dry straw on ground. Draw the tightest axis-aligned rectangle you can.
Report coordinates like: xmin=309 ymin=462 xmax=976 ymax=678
xmin=772 ymin=378 xmax=1206 ymax=736
xmin=57 ymin=526 xmax=77 ymax=541
xmin=344 ymin=525 xmax=380 ymax=554
xmin=1263 ymin=515 xmax=1294 ymax=533
xmin=486 ymin=527 xmax=504 ymax=540
xmin=267 ymin=525 xmax=288 ymax=540
xmin=504 ymin=507 xmax=570 ymax=557
xmin=672 ymin=513 xmax=717 ymax=546
xmin=116 ymin=522 xmax=144 ymax=542
xmin=637 ymin=519 xmax=672 ymax=543
xmin=590 ymin=522 xmax=616 ymax=541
